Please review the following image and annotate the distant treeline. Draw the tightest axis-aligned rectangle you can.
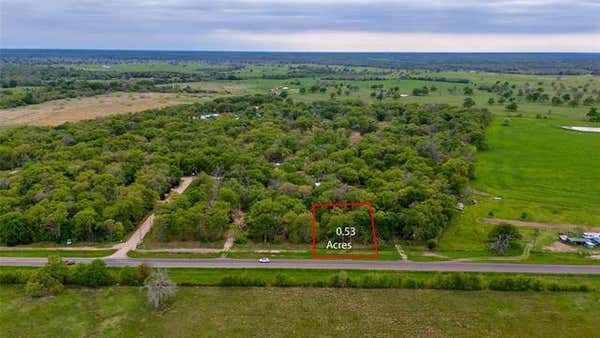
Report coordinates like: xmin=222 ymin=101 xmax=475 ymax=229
xmin=0 ymin=64 xmax=239 ymax=87
xmin=0 ymin=79 xmax=216 ymax=109
xmin=2 ymin=50 xmax=599 ymax=74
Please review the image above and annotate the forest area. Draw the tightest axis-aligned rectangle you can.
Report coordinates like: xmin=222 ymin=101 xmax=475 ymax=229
xmin=0 ymin=94 xmax=491 ymax=246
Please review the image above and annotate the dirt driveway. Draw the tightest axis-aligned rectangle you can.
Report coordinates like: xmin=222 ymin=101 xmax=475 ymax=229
xmin=109 ymin=176 xmax=195 ymax=258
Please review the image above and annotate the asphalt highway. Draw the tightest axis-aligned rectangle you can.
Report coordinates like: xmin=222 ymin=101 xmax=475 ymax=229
xmin=1 ymin=257 xmax=600 ymax=274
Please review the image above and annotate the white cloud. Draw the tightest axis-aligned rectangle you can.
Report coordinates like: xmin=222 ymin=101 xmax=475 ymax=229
xmin=1 ymin=0 xmax=599 ymax=50
xmin=215 ymin=30 xmax=600 ymax=52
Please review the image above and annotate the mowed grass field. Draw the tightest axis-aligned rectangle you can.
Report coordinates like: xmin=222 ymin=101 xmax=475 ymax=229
xmin=1 ymin=286 xmax=599 ymax=337
xmin=474 ymin=117 xmax=600 ymax=210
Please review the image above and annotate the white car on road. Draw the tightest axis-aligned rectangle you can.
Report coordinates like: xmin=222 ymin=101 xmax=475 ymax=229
xmin=258 ymin=257 xmax=271 ymax=263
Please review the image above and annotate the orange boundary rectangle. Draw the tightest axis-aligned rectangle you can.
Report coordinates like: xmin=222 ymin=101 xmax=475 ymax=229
xmin=311 ymin=201 xmax=380 ymax=259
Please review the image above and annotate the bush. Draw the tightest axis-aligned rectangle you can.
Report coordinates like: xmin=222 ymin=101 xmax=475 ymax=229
xmin=429 ymin=273 xmax=483 ymax=291
xmin=427 ymin=239 xmax=438 ymax=250
xmin=488 ymin=277 xmax=538 ymax=291
xmin=219 ymin=274 xmax=267 ymax=287
xmin=70 ymin=259 xmax=114 ymax=287
xmin=310 ymin=280 xmax=327 ymax=288
xmin=273 ymin=273 xmax=295 ymax=287
xmin=43 ymin=256 xmax=69 ymax=283
xmin=234 ymin=233 xmax=247 ymax=245
xmin=329 ymin=271 xmax=350 ymax=288
xmin=118 ymin=267 xmax=142 ymax=286
xmin=546 ymin=282 xmax=591 ymax=292
xmin=359 ymin=273 xmax=400 ymax=288
xmin=137 ymin=263 xmax=153 ymax=281
xmin=25 ymin=270 xmax=64 ymax=297
xmin=402 ymin=278 xmax=425 ymax=289
xmin=117 ymin=264 xmax=153 ymax=286
xmin=0 ymin=270 xmax=31 ymax=284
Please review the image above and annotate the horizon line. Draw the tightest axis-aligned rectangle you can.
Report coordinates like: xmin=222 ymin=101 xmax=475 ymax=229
xmin=2 ymin=48 xmax=599 ymax=54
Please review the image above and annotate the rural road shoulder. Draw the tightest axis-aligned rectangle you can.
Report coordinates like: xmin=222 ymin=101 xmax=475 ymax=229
xmin=1 ymin=257 xmax=600 ymax=275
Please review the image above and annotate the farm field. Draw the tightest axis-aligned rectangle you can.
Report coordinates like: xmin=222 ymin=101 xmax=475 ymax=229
xmin=1 ymin=285 xmax=600 ymax=337
xmin=474 ymin=117 xmax=600 ymax=209
xmin=0 ymin=92 xmax=194 ymax=126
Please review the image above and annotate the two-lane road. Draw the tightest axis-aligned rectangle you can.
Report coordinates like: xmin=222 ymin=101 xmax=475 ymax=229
xmin=1 ymin=257 xmax=600 ymax=274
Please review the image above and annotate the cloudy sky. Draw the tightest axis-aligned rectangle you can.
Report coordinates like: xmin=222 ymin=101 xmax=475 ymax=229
xmin=1 ymin=0 xmax=599 ymax=51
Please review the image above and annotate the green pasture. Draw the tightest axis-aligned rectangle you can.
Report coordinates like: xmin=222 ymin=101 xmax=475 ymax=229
xmin=2 ymin=285 xmax=600 ymax=337
xmin=474 ymin=117 xmax=600 ymax=209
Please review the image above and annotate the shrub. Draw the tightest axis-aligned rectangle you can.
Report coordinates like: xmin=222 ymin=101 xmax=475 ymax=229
xmin=329 ymin=271 xmax=350 ymax=288
xmin=359 ymin=273 xmax=400 ymax=288
xmin=117 ymin=264 xmax=153 ymax=286
xmin=427 ymin=239 xmax=438 ymax=250
xmin=310 ymin=280 xmax=327 ymax=288
xmin=137 ymin=263 xmax=153 ymax=281
xmin=429 ymin=273 xmax=483 ymax=291
xmin=0 ymin=270 xmax=31 ymax=284
xmin=545 ymin=282 xmax=591 ymax=292
xmin=488 ymin=277 xmax=537 ymax=291
xmin=402 ymin=278 xmax=425 ymax=289
xmin=43 ymin=256 xmax=69 ymax=283
xmin=219 ymin=274 xmax=267 ymax=287
xmin=118 ymin=267 xmax=142 ymax=286
xmin=234 ymin=233 xmax=247 ymax=245
xmin=273 ymin=273 xmax=295 ymax=287
xmin=70 ymin=259 xmax=114 ymax=287
xmin=25 ymin=270 xmax=64 ymax=297
xmin=506 ymin=102 xmax=518 ymax=111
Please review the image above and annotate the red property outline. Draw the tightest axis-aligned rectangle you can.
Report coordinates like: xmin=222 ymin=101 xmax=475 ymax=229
xmin=311 ymin=201 xmax=380 ymax=259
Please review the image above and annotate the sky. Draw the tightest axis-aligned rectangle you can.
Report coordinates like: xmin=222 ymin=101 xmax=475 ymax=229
xmin=1 ymin=0 xmax=599 ymax=52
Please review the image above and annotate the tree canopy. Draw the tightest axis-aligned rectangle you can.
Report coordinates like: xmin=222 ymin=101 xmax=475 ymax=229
xmin=0 ymin=95 xmax=491 ymax=245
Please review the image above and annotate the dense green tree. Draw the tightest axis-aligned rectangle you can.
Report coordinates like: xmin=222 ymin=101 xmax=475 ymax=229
xmin=0 ymin=212 xmax=32 ymax=246
xmin=587 ymin=107 xmax=600 ymax=122
xmin=463 ymin=97 xmax=476 ymax=108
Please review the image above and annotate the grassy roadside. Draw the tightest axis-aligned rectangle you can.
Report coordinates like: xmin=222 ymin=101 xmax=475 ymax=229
xmin=127 ymin=251 xmax=222 ymax=259
xmin=3 ymin=266 xmax=600 ymax=290
xmin=0 ymin=250 xmax=116 ymax=258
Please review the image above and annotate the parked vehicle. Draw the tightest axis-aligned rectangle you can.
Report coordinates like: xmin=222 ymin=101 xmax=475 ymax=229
xmin=583 ymin=232 xmax=600 ymax=239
